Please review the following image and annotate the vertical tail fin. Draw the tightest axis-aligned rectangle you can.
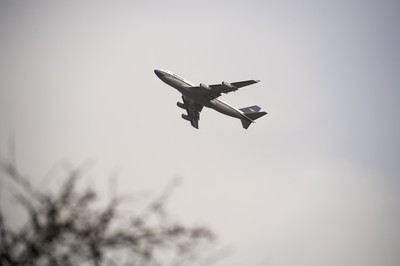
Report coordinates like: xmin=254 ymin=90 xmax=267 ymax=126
xmin=240 ymin=105 xmax=267 ymax=129
xmin=239 ymin=105 xmax=262 ymax=113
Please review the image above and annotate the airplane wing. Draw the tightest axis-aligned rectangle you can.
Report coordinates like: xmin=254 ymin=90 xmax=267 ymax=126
xmin=181 ymin=96 xmax=203 ymax=129
xmin=213 ymin=80 xmax=261 ymax=90
xmin=195 ymin=80 xmax=260 ymax=100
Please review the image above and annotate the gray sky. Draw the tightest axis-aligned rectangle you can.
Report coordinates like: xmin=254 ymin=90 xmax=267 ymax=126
xmin=0 ymin=1 xmax=399 ymax=265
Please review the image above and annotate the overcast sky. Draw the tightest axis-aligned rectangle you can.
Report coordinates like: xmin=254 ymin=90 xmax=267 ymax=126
xmin=0 ymin=1 xmax=399 ymax=265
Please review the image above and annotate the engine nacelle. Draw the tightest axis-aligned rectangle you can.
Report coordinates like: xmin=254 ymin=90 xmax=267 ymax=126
xmin=177 ymin=102 xmax=186 ymax=109
xmin=200 ymin=83 xmax=211 ymax=90
xmin=181 ymin=114 xmax=191 ymax=121
xmin=222 ymin=81 xmax=237 ymax=91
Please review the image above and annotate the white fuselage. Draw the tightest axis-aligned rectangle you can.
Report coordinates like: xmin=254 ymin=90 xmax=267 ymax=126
xmin=155 ymin=69 xmax=246 ymax=119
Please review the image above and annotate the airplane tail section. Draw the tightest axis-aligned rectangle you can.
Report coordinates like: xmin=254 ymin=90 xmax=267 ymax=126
xmin=240 ymin=105 xmax=267 ymax=129
xmin=241 ymin=119 xmax=253 ymax=129
xmin=239 ymin=105 xmax=262 ymax=113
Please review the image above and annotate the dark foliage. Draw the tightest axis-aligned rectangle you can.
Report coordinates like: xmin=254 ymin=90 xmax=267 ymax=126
xmin=0 ymin=158 xmax=216 ymax=266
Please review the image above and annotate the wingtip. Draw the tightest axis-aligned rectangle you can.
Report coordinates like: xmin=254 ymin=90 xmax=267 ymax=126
xmin=255 ymin=80 xmax=261 ymax=83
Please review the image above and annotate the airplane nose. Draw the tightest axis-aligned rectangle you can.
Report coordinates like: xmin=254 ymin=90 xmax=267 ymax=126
xmin=154 ymin=69 xmax=164 ymax=78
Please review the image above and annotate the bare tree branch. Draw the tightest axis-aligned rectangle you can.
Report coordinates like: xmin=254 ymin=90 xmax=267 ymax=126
xmin=0 ymin=156 xmax=217 ymax=266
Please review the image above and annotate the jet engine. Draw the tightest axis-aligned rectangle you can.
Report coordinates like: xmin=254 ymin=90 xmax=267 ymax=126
xmin=177 ymin=102 xmax=186 ymax=109
xmin=222 ymin=81 xmax=237 ymax=91
xmin=181 ymin=114 xmax=191 ymax=121
xmin=200 ymin=83 xmax=211 ymax=90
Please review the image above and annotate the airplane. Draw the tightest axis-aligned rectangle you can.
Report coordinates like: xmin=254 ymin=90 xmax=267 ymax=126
xmin=154 ymin=69 xmax=267 ymax=129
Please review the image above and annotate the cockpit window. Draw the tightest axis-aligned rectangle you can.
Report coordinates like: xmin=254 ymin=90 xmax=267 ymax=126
xmin=173 ymin=73 xmax=184 ymax=81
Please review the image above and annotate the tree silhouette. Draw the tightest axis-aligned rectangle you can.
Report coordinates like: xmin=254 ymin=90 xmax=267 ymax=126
xmin=0 ymin=155 xmax=217 ymax=266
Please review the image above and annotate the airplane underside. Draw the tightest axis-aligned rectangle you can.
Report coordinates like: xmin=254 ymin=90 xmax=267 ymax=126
xmin=154 ymin=69 xmax=267 ymax=129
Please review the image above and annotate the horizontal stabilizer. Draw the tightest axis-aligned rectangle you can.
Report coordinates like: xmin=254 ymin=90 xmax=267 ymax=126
xmin=245 ymin=111 xmax=267 ymax=121
xmin=241 ymin=119 xmax=252 ymax=129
